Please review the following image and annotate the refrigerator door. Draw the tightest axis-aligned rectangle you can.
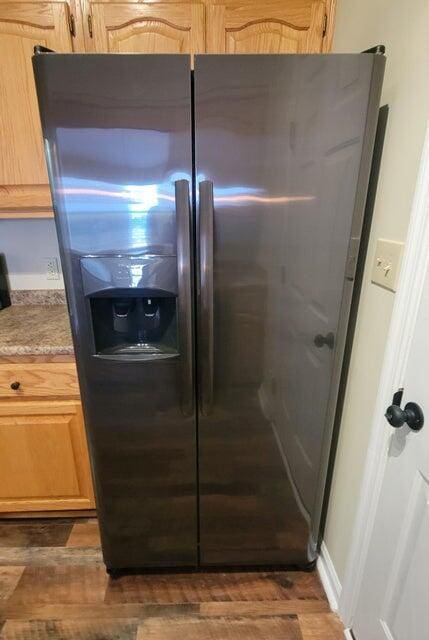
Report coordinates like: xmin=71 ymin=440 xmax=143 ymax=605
xmin=33 ymin=54 xmax=197 ymax=569
xmin=195 ymin=54 xmax=384 ymax=566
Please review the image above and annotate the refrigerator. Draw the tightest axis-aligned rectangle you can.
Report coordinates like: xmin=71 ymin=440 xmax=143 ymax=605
xmin=33 ymin=51 xmax=385 ymax=571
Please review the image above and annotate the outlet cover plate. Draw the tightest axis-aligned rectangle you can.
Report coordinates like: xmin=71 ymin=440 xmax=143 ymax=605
xmin=371 ymin=239 xmax=404 ymax=292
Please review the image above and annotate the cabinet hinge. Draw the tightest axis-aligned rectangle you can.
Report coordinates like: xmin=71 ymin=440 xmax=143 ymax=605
xmin=88 ymin=14 xmax=93 ymax=38
xmin=67 ymin=7 xmax=76 ymax=37
xmin=322 ymin=13 xmax=328 ymax=37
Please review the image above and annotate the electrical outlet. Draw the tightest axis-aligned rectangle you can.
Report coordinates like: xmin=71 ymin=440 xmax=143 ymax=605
xmin=371 ymin=239 xmax=404 ymax=292
xmin=45 ymin=257 xmax=60 ymax=281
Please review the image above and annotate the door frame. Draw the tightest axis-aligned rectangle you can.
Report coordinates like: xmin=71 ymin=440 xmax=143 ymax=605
xmin=337 ymin=120 xmax=429 ymax=632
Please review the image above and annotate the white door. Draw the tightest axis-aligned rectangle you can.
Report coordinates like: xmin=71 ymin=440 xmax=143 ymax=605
xmin=353 ymin=137 xmax=429 ymax=639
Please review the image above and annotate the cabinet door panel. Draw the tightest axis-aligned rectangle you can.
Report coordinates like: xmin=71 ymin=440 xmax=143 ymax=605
xmin=207 ymin=0 xmax=325 ymax=53
xmin=90 ymin=2 xmax=204 ymax=54
xmin=0 ymin=3 xmax=72 ymax=217
xmin=0 ymin=402 xmax=95 ymax=512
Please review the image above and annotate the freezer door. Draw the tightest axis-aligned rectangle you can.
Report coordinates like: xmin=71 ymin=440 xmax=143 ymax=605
xmin=194 ymin=54 xmax=384 ymax=566
xmin=33 ymin=54 xmax=197 ymax=568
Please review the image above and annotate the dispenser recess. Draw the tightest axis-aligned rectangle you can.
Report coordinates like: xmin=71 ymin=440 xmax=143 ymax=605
xmin=81 ymin=255 xmax=179 ymax=360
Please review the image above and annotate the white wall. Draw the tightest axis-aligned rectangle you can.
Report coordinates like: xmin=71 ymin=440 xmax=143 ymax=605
xmin=325 ymin=0 xmax=429 ymax=582
xmin=0 ymin=219 xmax=64 ymax=290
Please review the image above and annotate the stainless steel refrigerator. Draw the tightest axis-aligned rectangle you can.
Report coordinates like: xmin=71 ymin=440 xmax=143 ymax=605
xmin=33 ymin=51 xmax=385 ymax=571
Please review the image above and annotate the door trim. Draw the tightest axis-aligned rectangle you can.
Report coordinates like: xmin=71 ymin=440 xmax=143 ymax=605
xmin=338 ymin=120 xmax=429 ymax=629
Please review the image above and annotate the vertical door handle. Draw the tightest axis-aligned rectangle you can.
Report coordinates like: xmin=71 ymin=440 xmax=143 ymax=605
xmin=199 ymin=180 xmax=214 ymax=416
xmin=175 ymin=180 xmax=194 ymax=416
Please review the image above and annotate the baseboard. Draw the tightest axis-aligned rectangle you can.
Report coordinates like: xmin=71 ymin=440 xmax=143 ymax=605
xmin=317 ymin=541 xmax=342 ymax=612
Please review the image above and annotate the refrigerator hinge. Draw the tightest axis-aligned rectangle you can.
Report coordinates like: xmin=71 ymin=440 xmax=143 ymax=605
xmin=322 ymin=13 xmax=328 ymax=37
xmin=345 ymin=236 xmax=360 ymax=281
xmin=67 ymin=6 xmax=76 ymax=37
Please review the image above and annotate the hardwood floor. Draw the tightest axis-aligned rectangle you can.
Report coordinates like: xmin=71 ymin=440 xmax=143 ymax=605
xmin=0 ymin=518 xmax=344 ymax=639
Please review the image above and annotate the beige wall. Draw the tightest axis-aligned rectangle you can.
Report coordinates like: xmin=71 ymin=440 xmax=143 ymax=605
xmin=325 ymin=0 xmax=429 ymax=582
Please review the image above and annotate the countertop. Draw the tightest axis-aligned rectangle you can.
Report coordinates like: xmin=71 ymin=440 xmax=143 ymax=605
xmin=0 ymin=304 xmax=74 ymax=356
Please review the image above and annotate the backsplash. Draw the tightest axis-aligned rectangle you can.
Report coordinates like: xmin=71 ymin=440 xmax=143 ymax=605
xmin=0 ymin=219 xmax=64 ymax=290
xmin=10 ymin=289 xmax=67 ymax=305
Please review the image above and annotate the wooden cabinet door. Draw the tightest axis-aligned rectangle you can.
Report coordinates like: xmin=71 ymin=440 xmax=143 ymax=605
xmin=0 ymin=401 xmax=95 ymax=513
xmin=89 ymin=2 xmax=204 ymax=54
xmin=207 ymin=0 xmax=326 ymax=53
xmin=0 ymin=2 xmax=73 ymax=218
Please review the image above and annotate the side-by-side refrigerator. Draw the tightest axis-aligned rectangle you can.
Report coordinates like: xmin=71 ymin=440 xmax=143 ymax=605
xmin=33 ymin=51 xmax=385 ymax=571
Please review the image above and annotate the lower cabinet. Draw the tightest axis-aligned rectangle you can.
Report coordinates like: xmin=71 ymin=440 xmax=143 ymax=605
xmin=0 ymin=400 xmax=95 ymax=513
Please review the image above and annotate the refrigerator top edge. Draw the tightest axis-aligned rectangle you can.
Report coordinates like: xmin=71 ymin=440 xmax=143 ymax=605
xmin=33 ymin=52 xmax=192 ymax=59
xmin=32 ymin=52 xmax=385 ymax=59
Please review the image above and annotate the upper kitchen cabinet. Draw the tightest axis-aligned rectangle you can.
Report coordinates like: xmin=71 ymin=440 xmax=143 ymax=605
xmin=84 ymin=2 xmax=205 ymax=54
xmin=0 ymin=2 xmax=74 ymax=218
xmin=0 ymin=0 xmax=334 ymax=218
xmin=206 ymin=0 xmax=330 ymax=53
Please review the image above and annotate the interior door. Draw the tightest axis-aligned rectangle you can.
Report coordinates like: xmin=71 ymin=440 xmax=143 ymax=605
xmin=206 ymin=0 xmax=326 ymax=53
xmin=88 ymin=2 xmax=204 ymax=54
xmin=0 ymin=2 xmax=73 ymax=217
xmin=353 ymin=188 xmax=429 ymax=637
xmin=194 ymin=54 xmax=384 ymax=566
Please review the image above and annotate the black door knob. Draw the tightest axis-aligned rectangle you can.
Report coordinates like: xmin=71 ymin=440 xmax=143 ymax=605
xmin=385 ymin=401 xmax=424 ymax=431
xmin=314 ymin=332 xmax=335 ymax=349
xmin=10 ymin=381 xmax=20 ymax=390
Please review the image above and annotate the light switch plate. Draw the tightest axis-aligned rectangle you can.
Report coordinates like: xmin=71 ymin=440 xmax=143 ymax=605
xmin=371 ymin=239 xmax=404 ymax=292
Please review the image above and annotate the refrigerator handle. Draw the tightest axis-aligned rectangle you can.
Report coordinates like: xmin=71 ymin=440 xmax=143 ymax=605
xmin=175 ymin=179 xmax=194 ymax=416
xmin=199 ymin=180 xmax=214 ymax=416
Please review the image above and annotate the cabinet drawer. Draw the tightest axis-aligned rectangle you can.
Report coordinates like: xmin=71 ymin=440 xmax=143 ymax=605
xmin=0 ymin=363 xmax=79 ymax=398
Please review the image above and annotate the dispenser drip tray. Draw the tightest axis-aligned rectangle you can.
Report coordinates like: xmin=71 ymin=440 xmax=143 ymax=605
xmin=99 ymin=342 xmax=179 ymax=360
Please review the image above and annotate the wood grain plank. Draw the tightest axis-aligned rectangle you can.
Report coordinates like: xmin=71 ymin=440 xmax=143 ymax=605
xmin=298 ymin=612 xmax=344 ymax=639
xmin=66 ymin=521 xmax=101 ymax=548
xmin=137 ymin=614 xmax=302 ymax=639
xmin=0 ymin=567 xmax=24 ymax=601
xmin=105 ymin=571 xmax=324 ymax=604
xmin=0 ymin=521 xmax=73 ymax=548
xmin=0 ymin=619 xmax=137 ymax=640
xmin=0 ymin=546 xmax=103 ymax=566
xmin=1 ymin=603 xmax=198 ymax=620
xmin=200 ymin=600 xmax=329 ymax=616
xmin=8 ymin=566 xmax=108 ymax=605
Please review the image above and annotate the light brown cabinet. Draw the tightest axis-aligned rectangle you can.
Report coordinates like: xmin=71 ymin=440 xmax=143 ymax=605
xmin=207 ymin=0 xmax=326 ymax=54
xmin=88 ymin=2 xmax=205 ymax=54
xmin=0 ymin=359 xmax=95 ymax=514
xmin=0 ymin=1 xmax=74 ymax=218
xmin=0 ymin=0 xmax=335 ymax=219
xmin=0 ymin=362 xmax=80 ymax=398
xmin=0 ymin=399 xmax=95 ymax=513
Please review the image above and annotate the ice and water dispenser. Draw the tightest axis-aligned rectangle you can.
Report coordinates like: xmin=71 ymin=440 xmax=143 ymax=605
xmin=81 ymin=256 xmax=179 ymax=360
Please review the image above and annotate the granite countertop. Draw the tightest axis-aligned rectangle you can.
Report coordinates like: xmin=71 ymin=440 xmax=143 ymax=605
xmin=0 ymin=291 xmax=74 ymax=356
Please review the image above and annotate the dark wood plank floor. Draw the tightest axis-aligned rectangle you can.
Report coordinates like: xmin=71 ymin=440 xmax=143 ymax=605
xmin=0 ymin=518 xmax=343 ymax=639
